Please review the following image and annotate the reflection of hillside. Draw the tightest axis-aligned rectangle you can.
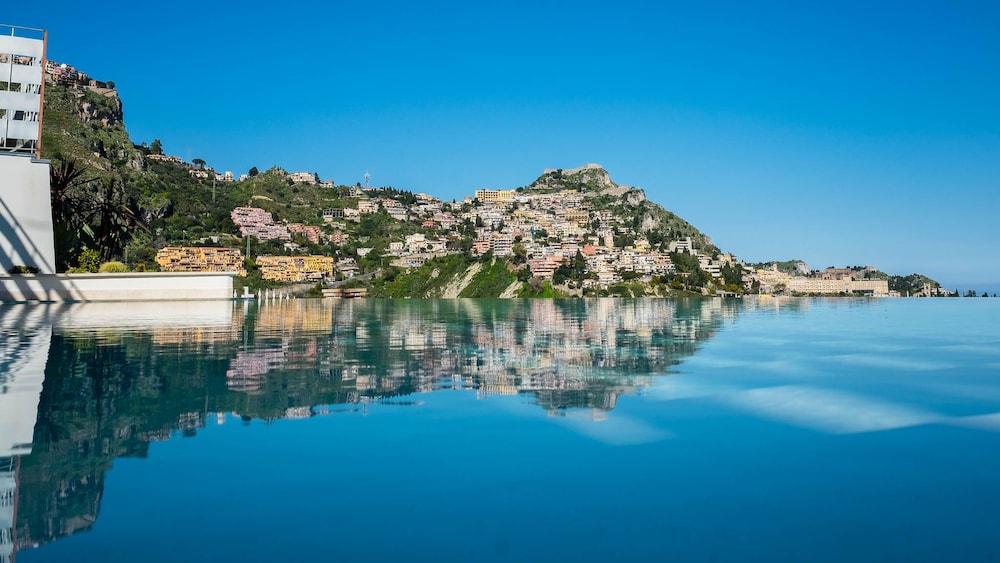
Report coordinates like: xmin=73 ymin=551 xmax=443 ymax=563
xmin=9 ymin=298 xmax=745 ymax=553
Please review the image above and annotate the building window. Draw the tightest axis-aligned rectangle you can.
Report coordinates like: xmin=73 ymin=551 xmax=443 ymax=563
xmin=12 ymin=111 xmax=38 ymax=121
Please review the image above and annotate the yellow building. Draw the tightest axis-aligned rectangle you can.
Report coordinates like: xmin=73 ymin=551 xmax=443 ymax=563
xmin=155 ymin=246 xmax=246 ymax=275
xmin=474 ymin=189 xmax=516 ymax=203
xmin=563 ymin=208 xmax=590 ymax=225
xmin=256 ymin=255 xmax=334 ymax=282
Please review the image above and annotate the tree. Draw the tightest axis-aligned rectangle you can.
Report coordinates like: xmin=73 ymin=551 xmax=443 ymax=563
xmin=150 ymin=139 xmax=163 ymax=155
xmin=249 ymin=166 xmax=259 ymax=177
xmin=49 ymin=159 xmax=98 ymax=270
xmin=721 ymin=263 xmax=744 ymax=288
xmin=512 ymin=242 xmax=527 ymax=264
xmin=192 ymin=158 xmax=206 ymax=170
xmin=84 ymin=178 xmax=149 ymax=261
xmin=572 ymin=250 xmax=586 ymax=278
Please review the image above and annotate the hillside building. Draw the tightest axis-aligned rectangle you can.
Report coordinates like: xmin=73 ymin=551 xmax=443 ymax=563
xmin=155 ymin=246 xmax=246 ymax=275
xmin=475 ymin=189 xmax=516 ymax=203
xmin=0 ymin=25 xmax=57 ymax=274
xmin=230 ymin=207 xmax=291 ymax=241
xmin=786 ymin=277 xmax=889 ymax=296
xmin=256 ymin=255 xmax=334 ymax=282
xmin=287 ymin=171 xmax=317 ymax=184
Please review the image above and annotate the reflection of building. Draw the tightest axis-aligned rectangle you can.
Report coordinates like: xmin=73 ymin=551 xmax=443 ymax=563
xmin=2 ymin=457 xmax=17 ymax=563
xmin=0 ymin=303 xmax=51 ymax=563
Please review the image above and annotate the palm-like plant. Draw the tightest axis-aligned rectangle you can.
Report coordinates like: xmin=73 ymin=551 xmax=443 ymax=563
xmin=50 ymin=160 xmax=151 ymax=265
xmin=83 ymin=178 xmax=149 ymax=261
xmin=49 ymin=159 xmax=98 ymax=270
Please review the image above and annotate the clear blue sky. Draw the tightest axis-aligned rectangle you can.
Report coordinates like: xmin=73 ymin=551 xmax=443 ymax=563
xmin=24 ymin=0 xmax=1000 ymax=289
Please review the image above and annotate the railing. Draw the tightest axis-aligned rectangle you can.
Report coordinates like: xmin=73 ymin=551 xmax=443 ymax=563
xmin=0 ymin=24 xmax=46 ymax=37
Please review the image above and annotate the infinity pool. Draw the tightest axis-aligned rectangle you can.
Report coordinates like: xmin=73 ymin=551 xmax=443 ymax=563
xmin=2 ymin=298 xmax=998 ymax=562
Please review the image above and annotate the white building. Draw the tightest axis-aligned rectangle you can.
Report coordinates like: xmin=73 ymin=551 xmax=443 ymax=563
xmin=668 ymin=237 xmax=693 ymax=253
xmin=0 ymin=25 xmax=56 ymax=274
xmin=287 ymin=171 xmax=317 ymax=184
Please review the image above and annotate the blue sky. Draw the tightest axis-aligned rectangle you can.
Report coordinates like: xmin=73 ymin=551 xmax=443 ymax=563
xmin=25 ymin=1 xmax=1000 ymax=289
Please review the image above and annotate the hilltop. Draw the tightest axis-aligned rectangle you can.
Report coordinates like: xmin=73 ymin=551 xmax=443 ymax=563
xmin=40 ymin=61 xmax=943 ymax=298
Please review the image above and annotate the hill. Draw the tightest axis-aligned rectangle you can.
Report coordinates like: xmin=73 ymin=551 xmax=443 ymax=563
xmin=523 ymin=164 xmax=718 ymax=254
xmin=39 ymin=61 xmax=941 ymax=298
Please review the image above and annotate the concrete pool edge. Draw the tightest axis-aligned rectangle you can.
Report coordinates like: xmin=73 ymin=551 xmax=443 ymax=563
xmin=0 ymin=272 xmax=236 ymax=302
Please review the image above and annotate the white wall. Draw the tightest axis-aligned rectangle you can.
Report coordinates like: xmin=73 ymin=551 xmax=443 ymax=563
xmin=0 ymin=157 xmax=56 ymax=274
xmin=0 ymin=272 xmax=235 ymax=302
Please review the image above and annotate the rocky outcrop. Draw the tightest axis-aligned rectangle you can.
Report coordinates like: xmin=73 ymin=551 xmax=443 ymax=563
xmin=532 ymin=163 xmax=616 ymax=191
xmin=78 ymin=94 xmax=123 ymax=128
xmin=441 ymin=262 xmax=482 ymax=298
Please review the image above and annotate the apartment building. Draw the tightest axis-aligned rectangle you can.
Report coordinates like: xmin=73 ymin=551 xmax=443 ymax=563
xmin=256 ymin=255 xmax=334 ymax=282
xmin=491 ymin=234 xmax=514 ymax=257
xmin=287 ymin=171 xmax=317 ymax=185
xmin=668 ymin=237 xmax=694 ymax=253
xmin=357 ymin=199 xmax=378 ymax=214
xmin=230 ymin=207 xmax=291 ymax=241
xmin=155 ymin=246 xmax=246 ymax=275
xmin=529 ymin=256 xmax=562 ymax=280
xmin=786 ymin=277 xmax=889 ymax=296
xmin=322 ymin=208 xmax=344 ymax=222
xmin=474 ymin=189 xmax=516 ymax=203
xmin=288 ymin=223 xmax=323 ymax=244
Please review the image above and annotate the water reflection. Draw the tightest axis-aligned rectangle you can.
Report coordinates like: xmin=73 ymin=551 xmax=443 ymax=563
xmin=2 ymin=297 xmax=769 ymax=557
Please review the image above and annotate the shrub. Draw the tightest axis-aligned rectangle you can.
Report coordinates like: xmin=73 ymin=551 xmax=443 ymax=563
xmin=8 ymin=265 xmax=39 ymax=274
xmin=98 ymin=261 xmax=129 ymax=273
xmin=77 ymin=249 xmax=101 ymax=273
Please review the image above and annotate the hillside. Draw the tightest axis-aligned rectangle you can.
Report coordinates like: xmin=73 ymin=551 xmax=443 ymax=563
xmin=39 ymin=62 xmax=942 ymax=298
xmin=523 ymin=164 xmax=718 ymax=253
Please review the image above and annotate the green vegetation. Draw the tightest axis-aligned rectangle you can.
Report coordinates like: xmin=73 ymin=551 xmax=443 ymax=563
xmin=749 ymin=260 xmax=807 ymax=275
xmin=518 ymin=279 xmax=564 ymax=298
xmin=98 ymin=261 xmax=128 ymax=273
xmin=370 ymin=255 xmax=472 ymax=298
xmin=553 ymin=251 xmax=589 ymax=286
xmin=459 ymin=259 xmax=516 ymax=298
xmin=887 ymin=273 xmax=940 ymax=295
xmin=598 ymin=282 xmax=650 ymax=298
xmin=668 ymin=251 xmax=710 ymax=290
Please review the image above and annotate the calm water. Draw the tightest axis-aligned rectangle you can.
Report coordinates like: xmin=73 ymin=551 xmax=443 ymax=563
xmin=1 ymin=298 xmax=999 ymax=562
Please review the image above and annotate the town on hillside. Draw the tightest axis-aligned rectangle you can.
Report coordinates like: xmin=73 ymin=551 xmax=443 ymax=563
xmin=146 ymin=156 xmax=939 ymax=298
xmin=39 ymin=60 xmax=961 ymax=298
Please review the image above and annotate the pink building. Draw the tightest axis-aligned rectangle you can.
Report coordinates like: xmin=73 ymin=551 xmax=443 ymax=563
xmin=230 ymin=207 xmax=291 ymax=241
